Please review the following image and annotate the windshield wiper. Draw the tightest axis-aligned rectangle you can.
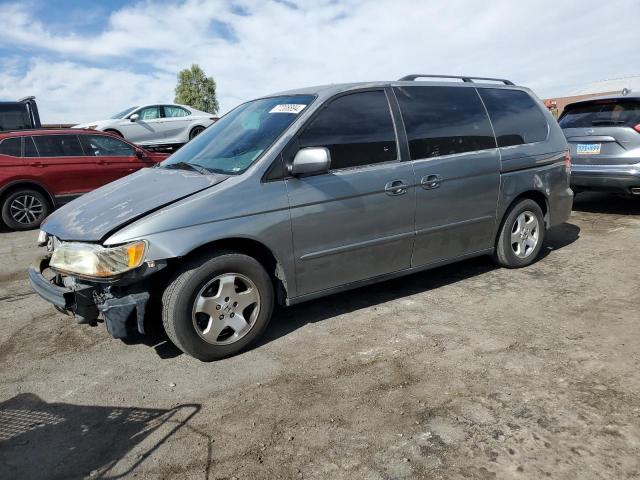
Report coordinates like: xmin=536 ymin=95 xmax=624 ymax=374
xmin=162 ymin=161 xmax=211 ymax=175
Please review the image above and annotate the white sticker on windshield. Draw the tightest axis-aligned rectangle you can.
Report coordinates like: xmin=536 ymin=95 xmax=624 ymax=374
xmin=269 ymin=104 xmax=307 ymax=114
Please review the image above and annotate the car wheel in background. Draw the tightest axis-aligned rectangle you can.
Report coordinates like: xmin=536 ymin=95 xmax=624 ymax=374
xmin=1 ymin=188 xmax=51 ymax=231
xmin=493 ymin=198 xmax=546 ymax=268
xmin=162 ymin=251 xmax=274 ymax=361
xmin=189 ymin=126 xmax=205 ymax=140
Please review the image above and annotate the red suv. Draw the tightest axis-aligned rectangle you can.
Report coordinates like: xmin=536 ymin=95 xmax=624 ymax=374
xmin=0 ymin=129 xmax=168 ymax=230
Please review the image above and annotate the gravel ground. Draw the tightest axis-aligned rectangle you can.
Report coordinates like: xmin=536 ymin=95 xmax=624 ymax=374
xmin=0 ymin=192 xmax=639 ymax=480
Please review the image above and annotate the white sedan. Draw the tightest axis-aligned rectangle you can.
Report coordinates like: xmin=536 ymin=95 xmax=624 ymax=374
xmin=74 ymin=104 xmax=217 ymax=146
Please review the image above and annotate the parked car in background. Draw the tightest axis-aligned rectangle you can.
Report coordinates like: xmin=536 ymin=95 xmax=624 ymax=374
xmin=73 ymin=104 xmax=217 ymax=149
xmin=0 ymin=129 xmax=168 ymax=230
xmin=0 ymin=97 xmax=41 ymax=131
xmin=30 ymin=75 xmax=573 ymax=361
xmin=559 ymin=91 xmax=640 ymax=196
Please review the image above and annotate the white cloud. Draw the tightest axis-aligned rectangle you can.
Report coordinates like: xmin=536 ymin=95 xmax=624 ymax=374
xmin=0 ymin=0 xmax=638 ymax=123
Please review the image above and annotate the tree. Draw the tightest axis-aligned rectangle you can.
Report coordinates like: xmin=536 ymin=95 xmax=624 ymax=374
xmin=174 ymin=64 xmax=219 ymax=114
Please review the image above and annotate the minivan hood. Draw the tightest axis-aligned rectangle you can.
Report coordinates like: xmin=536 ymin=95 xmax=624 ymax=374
xmin=42 ymin=167 xmax=228 ymax=242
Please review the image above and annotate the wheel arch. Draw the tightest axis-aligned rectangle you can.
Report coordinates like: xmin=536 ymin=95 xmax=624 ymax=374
xmin=103 ymin=128 xmax=123 ymax=137
xmin=0 ymin=180 xmax=55 ymax=208
xmin=179 ymin=237 xmax=289 ymax=305
xmin=494 ymin=189 xmax=549 ymax=245
xmin=189 ymin=124 xmax=207 ymax=138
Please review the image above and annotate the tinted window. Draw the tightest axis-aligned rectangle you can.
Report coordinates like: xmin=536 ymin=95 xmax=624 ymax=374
xmin=298 ymin=90 xmax=397 ymax=170
xmin=394 ymin=86 xmax=495 ymax=159
xmin=559 ymin=100 xmax=640 ymax=128
xmin=0 ymin=137 xmax=22 ymax=156
xmin=137 ymin=106 xmax=160 ymax=120
xmin=0 ymin=104 xmax=32 ymax=131
xmin=33 ymin=135 xmax=84 ymax=157
xmin=164 ymin=106 xmax=190 ymax=118
xmin=24 ymin=137 xmax=39 ymax=157
xmin=80 ymin=135 xmax=135 ymax=156
xmin=479 ymin=88 xmax=548 ymax=147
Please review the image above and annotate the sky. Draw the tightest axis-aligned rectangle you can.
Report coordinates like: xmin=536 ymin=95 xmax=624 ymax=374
xmin=0 ymin=0 xmax=638 ymax=123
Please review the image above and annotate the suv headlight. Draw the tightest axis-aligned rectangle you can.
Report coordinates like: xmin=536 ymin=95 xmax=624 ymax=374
xmin=50 ymin=241 xmax=147 ymax=278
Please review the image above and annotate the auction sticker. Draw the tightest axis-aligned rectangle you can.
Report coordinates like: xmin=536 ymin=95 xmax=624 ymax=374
xmin=269 ymin=104 xmax=307 ymax=114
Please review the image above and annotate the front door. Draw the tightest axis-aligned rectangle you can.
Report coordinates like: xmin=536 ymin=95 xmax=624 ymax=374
xmin=122 ymin=106 xmax=163 ymax=144
xmin=392 ymin=85 xmax=500 ymax=266
xmin=285 ymin=90 xmax=416 ymax=297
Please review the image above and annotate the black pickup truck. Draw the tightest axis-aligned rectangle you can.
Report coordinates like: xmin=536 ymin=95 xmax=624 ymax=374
xmin=0 ymin=97 xmax=41 ymax=131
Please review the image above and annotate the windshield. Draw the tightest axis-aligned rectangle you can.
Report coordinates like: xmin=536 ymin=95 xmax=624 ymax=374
xmin=559 ymin=100 xmax=640 ymax=128
xmin=110 ymin=106 xmax=138 ymax=119
xmin=161 ymin=95 xmax=315 ymax=175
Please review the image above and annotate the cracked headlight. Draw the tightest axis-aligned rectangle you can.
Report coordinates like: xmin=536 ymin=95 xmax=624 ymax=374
xmin=50 ymin=241 xmax=147 ymax=278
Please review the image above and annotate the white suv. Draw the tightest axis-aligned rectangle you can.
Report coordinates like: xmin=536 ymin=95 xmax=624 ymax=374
xmin=74 ymin=104 xmax=216 ymax=147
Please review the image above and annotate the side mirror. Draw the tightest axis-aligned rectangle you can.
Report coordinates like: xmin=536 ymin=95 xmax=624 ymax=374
xmin=129 ymin=113 xmax=139 ymax=122
xmin=135 ymin=149 xmax=144 ymax=159
xmin=290 ymin=147 xmax=331 ymax=176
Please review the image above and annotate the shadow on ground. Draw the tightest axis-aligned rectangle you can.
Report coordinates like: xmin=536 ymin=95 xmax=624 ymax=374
xmin=573 ymin=192 xmax=640 ymax=214
xmin=0 ymin=393 xmax=206 ymax=480
xmin=259 ymin=221 xmax=580 ymax=348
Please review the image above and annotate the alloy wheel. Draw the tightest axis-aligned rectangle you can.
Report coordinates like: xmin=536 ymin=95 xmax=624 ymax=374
xmin=192 ymin=273 xmax=261 ymax=345
xmin=9 ymin=194 xmax=44 ymax=226
xmin=510 ymin=211 xmax=539 ymax=258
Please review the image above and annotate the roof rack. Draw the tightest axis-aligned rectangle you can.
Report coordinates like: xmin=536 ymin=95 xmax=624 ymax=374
xmin=398 ymin=74 xmax=514 ymax=85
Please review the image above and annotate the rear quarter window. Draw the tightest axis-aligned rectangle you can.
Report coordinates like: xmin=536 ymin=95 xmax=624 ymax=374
xmin=479 ymin=88 xmax=548 ymax=147
xmin=0 ymin=137 xmax=22 ymax=157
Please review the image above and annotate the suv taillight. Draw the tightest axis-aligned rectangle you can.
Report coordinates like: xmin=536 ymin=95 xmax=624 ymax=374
xmin=633 ymin=124 xmax=640 ymax=133
xmin=564 ymin=149 xmax=571 ymax=174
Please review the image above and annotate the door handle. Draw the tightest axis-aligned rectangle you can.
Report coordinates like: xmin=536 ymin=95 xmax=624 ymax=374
xmin=421 ymin=174 xmax=442 ymax=189
xmin=97 ymin=160 xmax=109 ymax=165
xmin=384 ymin=180 xmax=408 ymax=196
xmin=29 ymin=162 xmax=45 ymax=168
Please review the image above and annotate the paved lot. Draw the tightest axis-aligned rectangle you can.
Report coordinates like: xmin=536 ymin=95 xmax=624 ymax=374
xmin=0 ymin=192 xmax=639 ymax=480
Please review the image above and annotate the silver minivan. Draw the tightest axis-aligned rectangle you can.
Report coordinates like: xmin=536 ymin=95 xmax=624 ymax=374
xmin=29 ymin=75 xmax=573 ymax=361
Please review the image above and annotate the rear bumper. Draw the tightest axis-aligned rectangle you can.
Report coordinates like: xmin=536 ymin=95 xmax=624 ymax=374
xmin=28 ymin=258 xmax=150 ymax=338
xmin=571 ymin=163 xmax=640 ymax=193
xmin=548 ymin=187 xmax=574 ymax=228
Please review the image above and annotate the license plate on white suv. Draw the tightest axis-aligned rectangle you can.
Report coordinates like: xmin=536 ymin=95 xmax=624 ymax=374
xmin=576 ymin=143 xmax=601 ymax=155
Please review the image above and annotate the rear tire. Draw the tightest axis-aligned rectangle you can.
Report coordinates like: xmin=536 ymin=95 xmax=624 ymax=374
xmin=493 ymin=199 xmax=545 ymax=268
xmin=1 ymin=188 xmax=51 ymax=231
xmin=162 ymin=251 xmax=274 ymax=361
xmin=189 ymin=126 xmax=205 ymax=140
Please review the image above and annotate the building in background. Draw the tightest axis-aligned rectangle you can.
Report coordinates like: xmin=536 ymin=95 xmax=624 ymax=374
xmin=543 ymin=75 xmax=640 ymax=118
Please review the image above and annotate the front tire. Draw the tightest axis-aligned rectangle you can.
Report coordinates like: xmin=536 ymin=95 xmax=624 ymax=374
xmin=1 ymin=189 xmax=51 ymax=230
xmin=493 ymin=199 xmax=545 ymax=268
xmin=162 ymin=251 xmax=274 ymax=361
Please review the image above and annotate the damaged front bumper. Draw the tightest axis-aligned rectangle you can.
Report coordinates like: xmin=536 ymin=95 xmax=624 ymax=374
xmin=28 ymin=257 xmax=161 ymax=339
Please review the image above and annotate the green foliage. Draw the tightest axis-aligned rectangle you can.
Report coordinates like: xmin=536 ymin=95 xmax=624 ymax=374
xmin=174 ymin=64 xmax=219 ymax=114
